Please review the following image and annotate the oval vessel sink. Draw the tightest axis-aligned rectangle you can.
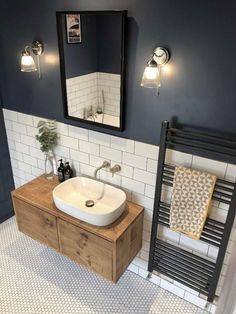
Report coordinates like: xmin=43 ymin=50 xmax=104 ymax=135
xmin=53 ymin=177 xmax=126 ymax=226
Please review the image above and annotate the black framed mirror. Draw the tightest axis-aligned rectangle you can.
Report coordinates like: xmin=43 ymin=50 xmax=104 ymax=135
xmin=56 ymin=10 xmax=127 ymax=131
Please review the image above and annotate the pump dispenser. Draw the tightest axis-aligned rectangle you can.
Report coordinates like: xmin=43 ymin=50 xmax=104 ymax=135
xmin=64 ymin=162 xmax=73 ymax=180
xmin=58 ymin=159 xmax=65 ymax=182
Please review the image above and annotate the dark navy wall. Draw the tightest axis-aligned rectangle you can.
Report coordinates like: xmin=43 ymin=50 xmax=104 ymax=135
xmin=0 ymin=1 xmax=236 ymax=145
xmin=96 ymin=14 xmax=122 ymax=74
xmin=0 ymin=109 xmax=15 ymax=222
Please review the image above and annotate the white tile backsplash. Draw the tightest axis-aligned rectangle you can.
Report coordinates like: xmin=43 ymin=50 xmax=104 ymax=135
xmin=4 ymin=108 xmax=236 ymax=312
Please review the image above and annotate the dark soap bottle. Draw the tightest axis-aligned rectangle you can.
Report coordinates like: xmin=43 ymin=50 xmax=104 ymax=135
xmin=64 ymin=162 xmax=73 ymax=180
xmin=58 ymin=159 xmax=65 ymax=182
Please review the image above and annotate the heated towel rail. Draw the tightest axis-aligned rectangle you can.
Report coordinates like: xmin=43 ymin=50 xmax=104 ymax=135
xmin=148 ymin=120 xmax=236 ymax=302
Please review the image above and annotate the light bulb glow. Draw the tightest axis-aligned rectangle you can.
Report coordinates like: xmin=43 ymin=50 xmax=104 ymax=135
xmin=21 ymin=55 xmax=37 ymax=72
xmin=144 ymin=67 xmax=159 ymax=80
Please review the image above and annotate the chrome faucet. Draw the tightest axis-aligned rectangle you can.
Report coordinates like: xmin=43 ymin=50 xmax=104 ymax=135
xmin=110 ymin=164 xmax=121 ymax=177
xmin=94 ymin=161 xmax=110 ymax=178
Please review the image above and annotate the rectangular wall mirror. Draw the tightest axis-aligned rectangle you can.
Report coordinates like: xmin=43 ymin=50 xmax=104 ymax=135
xmin=56 ymin=11 xmax=126 ymax=131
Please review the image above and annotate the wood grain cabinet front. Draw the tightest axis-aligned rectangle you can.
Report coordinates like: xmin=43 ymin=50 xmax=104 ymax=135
xmin=13 ymin=197 xmax=59 ymax=251
xmin=58 ymin=218 xmax=113 ymax=281
xmin=11 ymin=176 xmax=144 ymax=283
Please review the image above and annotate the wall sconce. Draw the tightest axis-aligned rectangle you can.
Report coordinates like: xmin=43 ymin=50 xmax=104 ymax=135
xmin=141 ymin=47 xmax=170 ymax=96
xmin=21 ymin=40 xmax=44 ymax=79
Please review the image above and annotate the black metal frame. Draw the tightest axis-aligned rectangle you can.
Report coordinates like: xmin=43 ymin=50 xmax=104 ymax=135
xmin=56 ymin=10 xmax=127 ymax=132
xmin=148 ymin=120 xmax=236 ymax=302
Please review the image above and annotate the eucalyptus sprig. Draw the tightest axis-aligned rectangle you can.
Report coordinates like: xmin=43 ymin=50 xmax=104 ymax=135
xmin=35 ymin=120 xmax=58 ymax=153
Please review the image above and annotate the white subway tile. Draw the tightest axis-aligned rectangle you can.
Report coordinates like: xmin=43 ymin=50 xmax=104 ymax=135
xmin=144 ymin=208 xmax=153 ymax=222
xmin=31 ymin=166 xmax=44 ymax=177
xmin=149 ymin=274 xmax=161 ymax=286
xmin=123 ymin=152 xmax=147 ymax=170
xmin=132 ymin=257 xmax=148 ymax=270
xmin=20 ymin=134 xmax=36 ymax=147
xmin=192 ymin=156 xmax=227 ymax=177
xmin=135 ymin=142 xmax=159 ymax=159
xmin=37 ymin=159 xmax=45 ymax=170
xmin=138 ymin=268 xmax=149 ymax=278
xmin=89 ymin=155 xmax=108 ymax=168
xmin=127 ymin=263 xmax=139 ymax=274
xmin=4 ymin=120 xmax=13 ymax=130
xmin=166 ymin=149 xmax=192 ymax=167
xmin=10 ymin=158 xmax=19 ymax=169
xmin=70 ymin=149 xmax=89 ymax=164
xmin=89 ymin=130 xmax=110 ymax=146
xmin=12 ymin=122 xmax=27 ymax=135
xmin=173 ymin=281 xmax=199 ymax=296
xmin=133 ymin=168 xmax=156 ymax=186
xmin=143 ymin=230 xmax=151 ymax=242
xmin=56 ymin=122 xmax=69 ymax=136
xmin=29 ymin=147 xmax=44 ymax=160
xmin=12 ymin=168 xmax=26 ymax=180
xmin=121 ymin=177 xmax=145 ymax=194
xmin=131 ymin=193 xmax=154 ymax=210
xmin=145 ymin=184 xmax=155 ymax=199
xmin=79 ymin=163 xmax=96 ymax=177
xmin=116 ymin=163 xmax=133 ymax=178
xmin=59 ymin=135 xmax=78 ymax=149
xmin=179 ymin=234 xmax=209 ymax=255
xmin=6 ymin=130 xmax=21 ymax=142
xmin=147 ymin=159 xmax=158 ymax=173
xmin=79 ymin=140 xmax=99 ymax=156
xmin=100 ymin=146 xmax=121 ymax=163
xmin=68 ymin=125 xmax=89 ymax=141
xmin=110 ymin=136 xmax=134 ymax=153
xmin=3 ymin=109 xmax=18 ymax=122
xmin=9 ymin=150 xmax=23 ymax=162
xmin=18 ymin=161 xmax=31 ymax=174
xmin=15 ymin=142 xmax=30 ymax=155
xmin=54 ymin=145 xmax=70 ymax=159
xmin=208 ymin=246 xmax=219 ymax=260
xmin=99 ymin=170 xmax=121 ymax=186
xmin=27 ymin=125 xmax=37 ymax=137
xmin=225 ymin=164 xmax=236 ymax=181
xmin=17 ymin=112 xmax=33 ymax=126
xmin=23 ymin=154 xmax=38 ymax=167
xmin=184 ymin=292 xmax=207 ymax=309
xmin=160 ymin=279 xmax=185 ymax=298
xmin=210 ymin=304 xmax=217 ymax=314
xmin=158 ymin=226 xmax=180 ymax=244
xmin=33 ymin=116 xmax=45 ymax=127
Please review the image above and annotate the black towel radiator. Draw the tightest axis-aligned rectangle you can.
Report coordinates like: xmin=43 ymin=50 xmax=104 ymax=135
xmin=148 ymin=120 xmax=236 ymax=303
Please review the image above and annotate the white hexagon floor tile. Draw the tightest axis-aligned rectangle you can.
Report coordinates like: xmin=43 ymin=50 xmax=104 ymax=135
xmin=0 ymin=217 xmax=207 ymax=314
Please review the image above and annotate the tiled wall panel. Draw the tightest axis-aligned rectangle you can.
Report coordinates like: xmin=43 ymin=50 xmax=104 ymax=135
xmin=3 ymin=108 xmax=236 ymax=312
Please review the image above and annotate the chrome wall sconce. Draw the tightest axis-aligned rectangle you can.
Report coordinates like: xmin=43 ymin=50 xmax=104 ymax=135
xmin=21 ymin=40 xmax=44 ymax=79
xmin=141 ymin=47 xmax=170 ymax=96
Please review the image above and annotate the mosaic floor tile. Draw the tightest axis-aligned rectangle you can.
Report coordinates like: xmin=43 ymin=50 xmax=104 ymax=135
xmin=0 ymin=217 xmax=206 ymax=314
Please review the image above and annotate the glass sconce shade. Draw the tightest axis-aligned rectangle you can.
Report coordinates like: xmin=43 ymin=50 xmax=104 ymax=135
xmin=21 ymin=54 xmax=37 ymax=72
xmin=141 ymin=59 xmax=159 ymax=88
xmin=21 ymin=48 xmax=37 ymax=72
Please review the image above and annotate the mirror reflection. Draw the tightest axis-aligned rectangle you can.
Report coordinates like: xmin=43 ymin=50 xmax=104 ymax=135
xmin=57 ymin=11 xmax=126 ymax=129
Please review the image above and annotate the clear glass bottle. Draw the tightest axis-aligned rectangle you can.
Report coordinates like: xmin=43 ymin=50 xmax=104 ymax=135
xmin=44 ymin=150 xmax=56 ymax=180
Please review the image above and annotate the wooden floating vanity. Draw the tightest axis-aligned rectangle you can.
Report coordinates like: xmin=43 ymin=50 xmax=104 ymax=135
xmin=11 ymin=176 xmax=144 ymax=282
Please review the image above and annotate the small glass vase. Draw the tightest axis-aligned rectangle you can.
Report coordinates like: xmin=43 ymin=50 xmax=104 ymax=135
xmin=44 ymin=150 xmax=57 ymax=180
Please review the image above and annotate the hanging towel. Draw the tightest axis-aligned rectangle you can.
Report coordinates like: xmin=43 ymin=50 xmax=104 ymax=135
xmin=170 ymin=166 xmax=216 ymax=240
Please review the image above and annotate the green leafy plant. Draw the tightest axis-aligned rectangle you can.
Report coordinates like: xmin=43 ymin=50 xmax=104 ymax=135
xmin=35 ymin=120 xmax=58 ymax=153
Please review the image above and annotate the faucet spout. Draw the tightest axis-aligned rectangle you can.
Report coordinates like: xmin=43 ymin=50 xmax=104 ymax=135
xmin=94 ymin=161 xmax=110 ymax=178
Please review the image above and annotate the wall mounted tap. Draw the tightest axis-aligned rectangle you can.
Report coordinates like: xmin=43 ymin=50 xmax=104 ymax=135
xmin=110 ymin=164 xmax=121 ymax=177
xmin=94 ymin=161 xmax=110 ymax=178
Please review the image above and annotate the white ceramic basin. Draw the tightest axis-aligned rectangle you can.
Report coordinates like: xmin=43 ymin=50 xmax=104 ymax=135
xmin=53 ymin=177 xmax=126 ymax=226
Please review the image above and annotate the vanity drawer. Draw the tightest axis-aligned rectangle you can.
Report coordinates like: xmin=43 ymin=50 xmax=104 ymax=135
xmin=58 ymin=218 xmax=113 ymax=281
xmin=13 ymin=197 xmax=59 ymax=251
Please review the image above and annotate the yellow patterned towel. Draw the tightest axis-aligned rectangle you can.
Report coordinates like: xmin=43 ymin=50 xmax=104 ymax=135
xmin=170 ymin=166 xmax=216 ymax=240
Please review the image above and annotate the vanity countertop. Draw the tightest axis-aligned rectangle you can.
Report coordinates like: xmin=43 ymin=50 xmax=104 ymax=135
xmin=12 ymin=175 xmax=144 ymax=243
